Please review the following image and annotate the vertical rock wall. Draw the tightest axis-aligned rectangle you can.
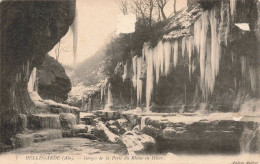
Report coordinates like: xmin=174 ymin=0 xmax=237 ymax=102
xmin=0 ymin=0 xmax=75 ymax=144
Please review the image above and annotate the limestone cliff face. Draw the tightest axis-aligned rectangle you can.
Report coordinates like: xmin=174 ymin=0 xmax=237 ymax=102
xmin=0 ymin=0 xmax=75 ymax=144
xmin=37 ymin=54 xmax=71 ymax=103
xmin=103 ymin=0 xmax=260 ymax=113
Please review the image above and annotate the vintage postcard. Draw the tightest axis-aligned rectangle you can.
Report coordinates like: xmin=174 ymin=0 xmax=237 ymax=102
xmin=0 ymin=0 xmax=260 ymax=163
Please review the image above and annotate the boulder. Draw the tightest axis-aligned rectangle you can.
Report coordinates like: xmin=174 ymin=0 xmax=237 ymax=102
xmin=59 ymin=113 xmax=76 ymax=131
xmin=105 ymin=120 xmax=128 ymax=135
xmin=121 ymin=112 xmax=139 ymax=128
xmin=72 ymin=124 xmax=88 ymax=134
xmin=81 ymin=113 xmax=97 ymax=125
xmin=121 ymin=131 xmax=156 ymax=155
xmin=93 ymin=122 xmax=119 ymax=143
xmin=132 ymin=125 xmax=140 ymax=133
xmin=86 ymin=125 xmax=95 ymax=134
xmin=117 ymin=118 xmax=129 ymax=129
xmin=93 ymin=110 xmax=121 ymax=121
xmin=91 ymin=118 xmax=103 ymax=126
xmin=107 ymin=125 xmax=121 ymax=135
xmin=37 ymin=54 xmax=72 ymax=103
xmin=105 ymin=120 xmax=120 ymax=128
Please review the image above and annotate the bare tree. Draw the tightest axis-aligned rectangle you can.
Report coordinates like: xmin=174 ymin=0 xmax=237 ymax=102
xmin=131 ymin=0 xmax=157 ymax=27
xmin=156 ymin=0 xmax=169 ymax=20
xmin=118 ymin=0 xmax=128 ymax=15
xmin=144 ymin=0 xmax=155 ymax=26
xmin=117 ymin=0 xmax=159 ymax=27
xmin=173 ymin=0 xmax=176 ymax=14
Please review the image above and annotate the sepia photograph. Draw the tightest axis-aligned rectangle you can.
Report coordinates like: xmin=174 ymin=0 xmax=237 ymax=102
xmin=0 ymin=0 xmax=259 ymax=163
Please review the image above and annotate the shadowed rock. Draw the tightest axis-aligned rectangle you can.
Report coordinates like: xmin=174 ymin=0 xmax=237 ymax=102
xmin=37 ymin=54 xmax=72 ymax=103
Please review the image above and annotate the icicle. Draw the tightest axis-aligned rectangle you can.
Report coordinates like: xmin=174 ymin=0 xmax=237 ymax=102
xmin=15 ymin=74 xmax=18 ymax=83
xmin=163 ymin=41 xmax=171 ymax=76
xmin=152 ymin=40 xmax=164 ymax=84
xmin=219 ymin=1 xmax=229 ymax=46
xmin=199 ymin=11 xmax=209 ymax=85
xmin=220 ymin=1 xmax=224 ymax=24
xmin=71 ymin=5 xmax=78 ymax=66
xmin=173 ymin=40 xmax=179 ymax=68
xmin=181 ymin=37 xmax=186 ymax=57
xmin=137 ymin=56 xmax=143 ymax=104
xmin=249 ymin=66 xmax=256 ymax=93
xmin=132 ymin=56 xmax=137 ymax=89
xmin=210 ymin=9 xmax=221 ymax=78
xmin=144 ymin=43 xmax=154 ymax=112
xmin=225 ymin=5 xmax=230 ymax=46
xmin=194 ymin=8 xmax=221 ymax=99
xmin=231 ymin=51 xmax=234 ymax=63
xmin=101 ymin=86 xmax=104 ymax=101
xmin=122 ymin=62 xmax=128 ymax=81
xmin=28 ymin=67 xmax=37 ymax=92
xmin=157 ymin=41 xmax=164 ymax=75
xmin=153 ymin=44 xmax=160 ymax=84
xmin=205 ymin=39 xmax=215 ymax=94
xmin=192 ymin=60 xmax=196 ymax=74
xmin=230 ymin=0 xmax=237 ymax=18
xmin=26 ymin=60 xmax=30 ymax=80
xmin=240 ymin=56 xmax=247 ymax=79
xmin=194 ymin=19 xmax=201 ymax=54
xmin=105 ymin=83 xmax=113 ymax=109
xmin=22 ymin=62 xmax=25 ymax=73
xmin=188 ymin=36 xmax=194 ymax=80
xmin=234 ymin=77 xmax=237 ymax=90
xmin=140 ymin=116 xmax=148 ymax=130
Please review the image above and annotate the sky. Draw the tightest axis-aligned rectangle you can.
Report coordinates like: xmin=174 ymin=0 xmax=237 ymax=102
xmin=49 ymin=0 xmax=187 ymax=66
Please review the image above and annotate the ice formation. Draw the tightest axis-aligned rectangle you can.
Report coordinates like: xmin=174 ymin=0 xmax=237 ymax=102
xmin=125 ymin=1 xmax=259 ymax=110
xmin=193 ymin=9 xmax=222 ymax=100
xmin=230 ymin=0 xmax=237 ymax=18
xmin=122 ymin=62 xmax=128 ymax=81
xmin=107 ymin=83 xmax=113 ymax=106
xmin=28 ymin=67 xmax=37 ymax=93
xmin=188 ymin=36 xmax=194 ymax=80
xmin=164 ymin=41 xmax=171 ymax=76
xmin=143 ymin=43 xmax=154 ymax=111
xmin=182 ymin=37 xmax=186 ymax=57
xmin=132 ymin=56 xmax=137 ymax=89
xmin=136 ymin=56 xmax=143 ymax=105
xmin=71 ymin=5 xmax=78 ymax=66
xmin=140 ymin=7 xmax=223 ymax=107
xmin=173 ymin=40 xmax=179 ymax=68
